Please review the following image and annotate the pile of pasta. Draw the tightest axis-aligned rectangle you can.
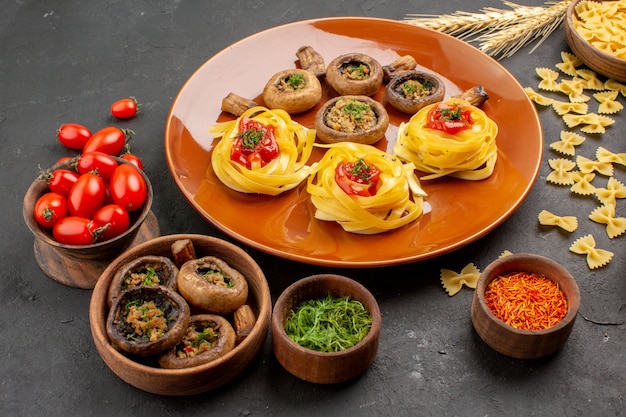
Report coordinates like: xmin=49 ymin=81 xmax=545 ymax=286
xmin=306 ymin=142 xmax=427 ymax=234
xmin=393 ymin=98 xmax=499 ymax=180
xmin=572 ymin=0 xmax=626 ymax=59
xmin=209 ymin=106 xmax=316 ymax=195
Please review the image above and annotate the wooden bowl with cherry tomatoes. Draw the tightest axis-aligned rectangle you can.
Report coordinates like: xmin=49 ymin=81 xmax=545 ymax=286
xmin=23 ymin=156 xmax=155 ymax=288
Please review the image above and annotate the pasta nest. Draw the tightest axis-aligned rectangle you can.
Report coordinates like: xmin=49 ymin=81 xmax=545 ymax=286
xmin=393 ymin=98 xmax=499 ymax=180
xmin=306 ymin=142 xmax=427 ymax=235
xmin=209 ymin=106 xmax=316 ymax=195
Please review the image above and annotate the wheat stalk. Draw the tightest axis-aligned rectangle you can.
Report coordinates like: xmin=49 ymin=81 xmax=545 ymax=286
xmin=404 ymin=1 xmax=571 ymax=59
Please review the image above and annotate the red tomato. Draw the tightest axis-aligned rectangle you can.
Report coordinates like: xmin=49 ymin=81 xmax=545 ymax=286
xmin=77 ymin=151 xmax=119 ymax=181
xmin=82 ymin=126 xmax=133 ymax=156
xmin=40 ymin=168 xmax=80 ymax=196
xmin=109 ymin=164 xmax=147 ymax=212
xmin=335 ymin=159 xmax=381 ymax=197
xmin=52 ymin=216 xmax=101 ymax=245
xmin=56 ymin=123 xmax=92 ymax=150
xmin=426 ymin=102 xmax=473 ymax=134
xmin=111 ymin=97 xmax=138 ymax=119
xmin=67 ymin=173 xmax=106 ymax=218
xmin=93 ymin=204 xmax=130 ymax=241
xmin=33 ymin=192 xmax=68 ymax=228
xmin=120 ymin=153 xmax=144 ymax=171
xmin=230 ymin=117 xmax=279 ymax=169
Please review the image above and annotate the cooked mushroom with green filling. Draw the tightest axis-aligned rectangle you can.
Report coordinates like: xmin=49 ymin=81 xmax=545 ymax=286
xmin=315 ymin=95 xmax=389 ymax=144
xmin=106 ymin=286 xmax=190 ymax=357
xmin=385 ymin=70 xmax=445 ymax=114
xmin=325 ymin=53 xmax=383 ymax=96
xmin=177 ymin=256 xmax=249 ymax=314
xmin=262 ymin=68 xmax=322 ymax=114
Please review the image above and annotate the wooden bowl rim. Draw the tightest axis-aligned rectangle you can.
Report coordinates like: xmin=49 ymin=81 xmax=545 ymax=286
xmin=89 ymin=233 xmax=272 ymax=376
xmin=474 ymin=253 xmax=580 ymax=336
xmin=272 ymin=273 xmax=382 ymax=357
xmin=565 ymin=0 xmax=626 ymax=64
xmin=23 ymin=156 xmax=154 ymax=250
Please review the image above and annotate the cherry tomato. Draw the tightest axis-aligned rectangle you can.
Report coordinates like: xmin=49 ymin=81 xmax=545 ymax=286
xmin=33 ymin=192 xmax=68 ymax=228
xmin=109 ymin=164 xmax=147 ymax=212
xmin=111 ymin=97 xmax=138 ymax=119
xmin=93 ymin=204 xmax=130 ymax=241
xmin=120 ymin=152 xmax=144 ymax=171
xmin=83 ymin=126 xmax=133 ymax=156
xmin=230 ymin=117 xmax=279 ymax=169
xmin=39 ymin=168 xmax=80 ymax=196
xmin=52 ymin=216 xmax=102 ymax=245
xmin=77 ymin=151 xmax=119 ymax=181
xmin=67 ymin=173 xmax=106 ymax=218
xmin=426 ymin=102 xmax=473 ymax=134
xmin=335 ymin=158 xmax=381 ymax=197
xmin=56 ymin=123 xmax=92 ymax=150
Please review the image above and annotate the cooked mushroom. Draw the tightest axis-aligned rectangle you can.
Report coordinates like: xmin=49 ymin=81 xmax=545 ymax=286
xmin=176 ymin=256 xmax=248 ymax=314
xmin=296 ymin=45 xmax=326 ymax=78
xmin=325 ymin=53 xmax=384 ymax=96
xmin=385 ymin=70 xmax=445 ymax=114
xmin=262 ymin=68 xmax=322 ymax=114
xmin=158 ymin=314 xmax=237 ymax=369
xmin=221 ymin=92 xmax=259 ymax=117
xmin=314 ymin=95 xmax=389 ymax=145
xmin=382 ymin=55 xmax=418 ymax=84
xmin=452 ymin=85 xmax=490 ymax=108
xmin=106 ymin=286 xmax=190 ymax=357
xmin=107 ymin=255 xmax=179 ymax=307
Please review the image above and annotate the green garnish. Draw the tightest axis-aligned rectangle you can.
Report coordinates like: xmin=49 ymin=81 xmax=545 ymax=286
xmin=192 ymin=327 xmax=219 ymax=347
xmin=342 ymin=100 xmax=370 ymax=121
xmin=349 ymin=64 xmax=369 ymax=79
xmin=240 ymin=128 xmax=264 ymax=148
xmin=438 ymin=104 xmax=464 ymax=121
xmin=285 ymin=294 xmax=372 ymax=352
xmin=287 ymin=73 xmax=305 ymax=89
xmin=141 ymin=267 xmax=158 ymax=286
xmin=350 ymin=158 xmax=374 ymax=182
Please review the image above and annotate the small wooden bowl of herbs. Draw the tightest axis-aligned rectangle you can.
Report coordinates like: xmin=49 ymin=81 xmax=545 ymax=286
xmin=471 ymin=253 xmax=580 ymax=359
xmin=271 ymin=274 xmax=381 ymax=384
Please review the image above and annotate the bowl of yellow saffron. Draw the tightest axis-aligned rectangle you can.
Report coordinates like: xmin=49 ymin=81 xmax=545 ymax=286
xmin=272 ymin=274 xmax=381 ymax=384
xmin=471 ymin=253 xmax=580 ymax=359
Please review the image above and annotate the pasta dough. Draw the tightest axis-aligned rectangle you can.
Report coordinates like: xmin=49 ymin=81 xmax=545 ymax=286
xmin=209 ymin=106 xmax=316 ymax=195
xmin=306 ymin=142 xmax=426 ymax=235
xmin=393 ymin=98 xmax=498 ymax=180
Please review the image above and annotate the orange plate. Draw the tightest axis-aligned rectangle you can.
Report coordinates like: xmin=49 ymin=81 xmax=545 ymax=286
xmin=164 ymin=17 xmax=543 ymax=267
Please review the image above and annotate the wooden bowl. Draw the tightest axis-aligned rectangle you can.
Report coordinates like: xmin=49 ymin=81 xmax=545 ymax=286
xmin=471 ymin=254 xmax=580 ymax=359
xmin=22 ymin=157 xmax=157 ymax=288
xmin=272 ymin=274 xmax=381 ymax=384
xmin=564 ymin=0 xmax=626 ymax=82
xmin=89 ymin=234 xmax=271 ymax=395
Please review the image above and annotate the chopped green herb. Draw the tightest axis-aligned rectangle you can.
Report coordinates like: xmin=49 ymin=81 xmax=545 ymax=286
xmin=342 ymin=100 xmax=371 ymax=121
xmin=287 ymin=73 xmax=305 ymax=89
xmin=350 ymin=159 xmax=374 ymax=182
xmin=285 ymin=294 xmax=372 ymax=352
xmin=240 ymin=128 xmax=264 ymax=148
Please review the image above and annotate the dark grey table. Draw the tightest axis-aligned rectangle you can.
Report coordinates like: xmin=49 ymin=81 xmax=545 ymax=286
xmin=2 ymin=1 xmax=624 ymax=416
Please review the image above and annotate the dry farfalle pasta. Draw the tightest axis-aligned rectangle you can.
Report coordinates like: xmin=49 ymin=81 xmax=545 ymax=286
xmin=546 ymin=158 xmax=577 ymax=185
xmin=576 ymin=69 xmax=605 ymax=90
xmin=440 ymin=263 xmax=480 ymax=297
xmin=596 ymin=146 xmax=626 ymax=166
xmin=536 ymin=67 xmax=561 ymax=92
xmin=524 ymin=87 xmax=555 ymax=106
xmin=595 ymin=177 xmax=626 ymax=207
xmin=572 ymin=0 xmax=626 ymax=59
xmin=552 ymin=99 xmax=588 ymax=116
xmin=605 ymin=79 xmax=626 ymax=97
xmin=499 ymin=250 xmax=513 ymax=258
xmin=569 ymin=234 xmax=614 ymax=269
xmin=550 ymin=131 xmax=586 ymax=156
xmin=576 ymin=155 xmax=614 ymax=176
xmin=589 ymin=204 xmax=626 ymax=239
xmin=594 ymin=91 xmax=624 ymax=114
xmin=555 ymin=51 xmax=582 ymax=76
xmin=558 ymin=78 xmax=590 ymax=103
xmin=570 ymin=171 xmax=596 ymax=195
xmin=563 ymin=113 xmax=615 ymax=134
xmin=538 ymin=210 xmax=578 ymax=232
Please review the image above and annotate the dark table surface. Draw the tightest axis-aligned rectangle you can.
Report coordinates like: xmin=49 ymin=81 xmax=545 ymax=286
xmin=2 ymin=1 xmax=624 ymax=416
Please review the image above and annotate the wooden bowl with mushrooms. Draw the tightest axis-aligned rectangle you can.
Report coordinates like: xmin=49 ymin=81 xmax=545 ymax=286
xmin=272 ymin=274 xmax=381 ymax=384
xmin=564 ymin=0 xmax=626 ymax=82
xmin=89 ymin=234 xmax=272 ymax=395
xmin=471 ymin=253 xmax=580 ymax=359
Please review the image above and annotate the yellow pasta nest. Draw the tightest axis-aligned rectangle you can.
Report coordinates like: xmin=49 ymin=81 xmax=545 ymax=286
xmin=393 ymin=98 xmax=499 ymax=180
xmin=209 ymin=106 xmax=316 ymax=195
xmin=306 ymin=142 xmax=427 ymax=235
